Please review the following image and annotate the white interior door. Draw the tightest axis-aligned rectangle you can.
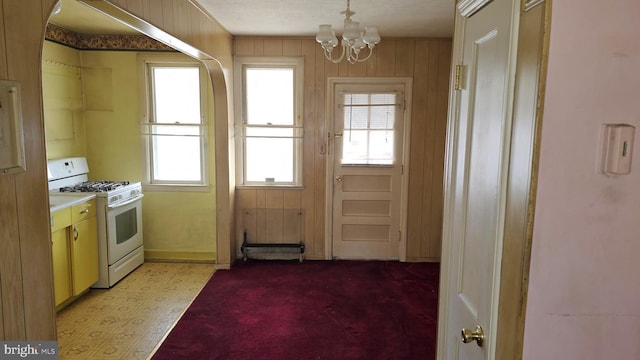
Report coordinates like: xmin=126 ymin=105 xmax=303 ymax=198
xmin=438 ymin=0 xmax=516 ymax=359
xmin=329 ymin=82 xmax=407 ymax=260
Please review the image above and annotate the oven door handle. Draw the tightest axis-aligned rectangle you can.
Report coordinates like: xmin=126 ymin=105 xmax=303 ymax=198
xmin=107 ymin=194 xmax=144 ymax=210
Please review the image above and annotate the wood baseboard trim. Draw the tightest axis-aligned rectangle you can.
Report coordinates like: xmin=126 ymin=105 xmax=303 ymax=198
xmin=144 ymin=250 xmax=216 ymax=263
xmin=406 ymin=257 xmax=441 ymax=263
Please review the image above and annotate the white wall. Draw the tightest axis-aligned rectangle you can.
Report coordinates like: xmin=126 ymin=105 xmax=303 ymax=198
xmin=523 ymin=1 xmax=640 ymax=359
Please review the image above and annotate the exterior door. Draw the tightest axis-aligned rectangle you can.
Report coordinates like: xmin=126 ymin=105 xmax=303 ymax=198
xmin=438 ymin=0 xmax=516 ymax=359
xmin=330 ymin=82 xmax=407 ymax=260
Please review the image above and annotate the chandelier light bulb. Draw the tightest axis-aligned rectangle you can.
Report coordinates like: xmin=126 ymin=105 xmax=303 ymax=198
xmin=351 ymin=38 xmax=366 ymax=54
xmin=363 ymin=27 xmax=381 ymax=47
xmin=343 ymin=21 xmax=361 ymax=42
xmin=316 ymin=25 xmax=335 ymax=45
xmin=329 ymin=31 xmax=339 ymax=48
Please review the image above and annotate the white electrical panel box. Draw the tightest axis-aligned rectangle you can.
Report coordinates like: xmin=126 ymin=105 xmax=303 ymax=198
xmin=601 ymin=124 xmax=635 ymax=175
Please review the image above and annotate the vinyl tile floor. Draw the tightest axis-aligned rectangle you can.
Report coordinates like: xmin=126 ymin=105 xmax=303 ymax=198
xmin=56 ymin=262 xmax=215 ymax=360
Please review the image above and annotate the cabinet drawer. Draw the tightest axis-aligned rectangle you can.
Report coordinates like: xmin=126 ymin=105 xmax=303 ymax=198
xmin=71 ymin=199 xmax=97 ymax=223
xmin=51 ymin=208 xmax=71 ymax=232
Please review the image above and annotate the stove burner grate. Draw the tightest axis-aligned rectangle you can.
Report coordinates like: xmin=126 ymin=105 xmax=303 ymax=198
xmin=59 ymin=180 xmax=131 ymax=193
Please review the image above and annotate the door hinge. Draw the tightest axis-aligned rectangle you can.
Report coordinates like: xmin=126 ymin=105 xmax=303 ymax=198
xmin=454 ymin=65 xmax=463 ymax=91
xmin=398 ymin=230 xmax=402 ymax=242
xmin=401 ymin=164 xmax=404 ymax=175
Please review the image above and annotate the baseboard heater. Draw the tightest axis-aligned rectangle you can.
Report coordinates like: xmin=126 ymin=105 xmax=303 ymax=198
xmin=241 ymin=232 xmax=305 ymax=262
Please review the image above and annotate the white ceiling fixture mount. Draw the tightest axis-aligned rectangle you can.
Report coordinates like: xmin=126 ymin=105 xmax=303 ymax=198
xmin=315 ymin=0 xmax=381 ymax=64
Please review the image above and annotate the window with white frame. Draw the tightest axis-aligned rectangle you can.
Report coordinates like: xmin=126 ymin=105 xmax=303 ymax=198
xmin=141 ymin=58 xmax=208 ymax=187
xmin=234 ymin=57 xmax=304 ymax=186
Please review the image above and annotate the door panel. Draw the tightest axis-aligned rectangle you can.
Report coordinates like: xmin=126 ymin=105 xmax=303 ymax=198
xmin=440 ymin=0 xmax=516 ymax=359
xmin=332 ymin=169 xmax=399 ymax=259
xmin=342 ymin=200 xmax=390 ymax=216
xmin=342 ymin=174 xmax=391 ymax=192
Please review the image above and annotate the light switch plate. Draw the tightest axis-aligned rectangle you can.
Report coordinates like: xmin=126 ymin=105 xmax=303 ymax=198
xmin=601 ymin=124 xmax=635 ymax=175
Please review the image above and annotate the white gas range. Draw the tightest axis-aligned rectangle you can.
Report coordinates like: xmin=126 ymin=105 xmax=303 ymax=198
xmin=48 ymin=157 xmax=144 ymax=288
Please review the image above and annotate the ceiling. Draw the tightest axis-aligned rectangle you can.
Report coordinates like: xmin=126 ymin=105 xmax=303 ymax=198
xmin=48 ymin=0 xmax=137 ymax=34
xmin=48 ymin=0 xmax=454 ymax=38
xmin=197 ymin=0 xmax=454 ymax=37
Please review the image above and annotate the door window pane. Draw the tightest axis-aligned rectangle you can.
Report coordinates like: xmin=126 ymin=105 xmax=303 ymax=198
xmin=341 ymin=93 xmax=397 ymax=165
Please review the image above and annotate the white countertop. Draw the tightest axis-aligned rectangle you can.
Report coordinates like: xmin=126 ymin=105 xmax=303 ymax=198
xmin=49 ymin=193 xmax=96 ymax=213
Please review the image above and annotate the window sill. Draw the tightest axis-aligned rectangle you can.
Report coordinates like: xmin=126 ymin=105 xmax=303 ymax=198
xmin=235 ymin=184 xmax=304 ymax=190
xmin=143 ymin=184 xmax=212 ymax=193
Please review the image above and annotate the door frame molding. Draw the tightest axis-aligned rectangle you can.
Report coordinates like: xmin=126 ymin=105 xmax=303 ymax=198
xmin=324 ymin=77 xmax=413 ymax=261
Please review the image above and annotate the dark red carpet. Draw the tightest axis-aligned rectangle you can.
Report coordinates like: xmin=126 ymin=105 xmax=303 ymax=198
xmin=151 ymin=260 xmax=439 ymax=360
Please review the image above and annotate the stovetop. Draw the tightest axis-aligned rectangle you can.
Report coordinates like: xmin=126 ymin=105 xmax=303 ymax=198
xmin=47 ymin=157 xmax=144 ymax=206
xmin=59 ymin=180 xmax=131 ymax=193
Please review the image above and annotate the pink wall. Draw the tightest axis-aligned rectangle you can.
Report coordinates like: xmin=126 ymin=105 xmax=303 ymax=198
xmin=523 ymin=1 xmax=640 ymax=359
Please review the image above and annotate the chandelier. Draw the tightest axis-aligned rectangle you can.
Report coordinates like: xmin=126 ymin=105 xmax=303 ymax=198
xmin=315 ymin=0 xmax=381 ymax=64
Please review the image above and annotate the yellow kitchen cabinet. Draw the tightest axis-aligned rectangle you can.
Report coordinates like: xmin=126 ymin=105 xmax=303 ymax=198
xmin=51 ymin=198 xmax=98 ymax=307
xmin=70 ymin=216 xmax=98 ymax=295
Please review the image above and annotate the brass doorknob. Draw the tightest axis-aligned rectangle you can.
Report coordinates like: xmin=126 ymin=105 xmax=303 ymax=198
xmin=335 ymin=175 xmax=343 ymax=182
xmin=461 ymin=325 xmax=484 ymax=347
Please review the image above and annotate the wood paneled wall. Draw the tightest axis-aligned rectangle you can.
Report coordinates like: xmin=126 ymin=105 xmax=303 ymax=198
xmin=97 ymin=0 xmax=231 ymax=59
xmin=0 ymin=0 xmax=58 ymax=340
xmin=234 ymin=37 xmax=451 ymax=261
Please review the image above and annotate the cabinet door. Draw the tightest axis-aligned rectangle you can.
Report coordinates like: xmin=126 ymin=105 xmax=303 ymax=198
xmin=71 ymin=217 xmax=99 ymax=295
xmin=52 ymin=228 xmax=72 ymax=306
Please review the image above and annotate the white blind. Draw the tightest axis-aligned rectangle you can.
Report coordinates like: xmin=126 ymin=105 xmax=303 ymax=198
xmin=338 ymin=92 xmax=403 ymax=165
